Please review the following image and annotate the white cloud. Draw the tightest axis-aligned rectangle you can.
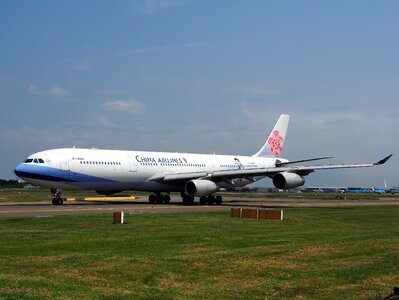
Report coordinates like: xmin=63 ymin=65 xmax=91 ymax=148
xmin=27 ymin=84 xmax=70 ymax=97
xmin=0 ymin=125 xmax=67 ymax=144
xmin=102 ymin=99 xmax=145 ymax=115
xmin=240 ymin=102 xmax=282 ymax=128
xmin=311 ymin=113 xmax=363 ymax=125
xmin=131 ymin=0 xmax=193 ymax=15
xmin=97 ymin=115 xmax=117 ymax=128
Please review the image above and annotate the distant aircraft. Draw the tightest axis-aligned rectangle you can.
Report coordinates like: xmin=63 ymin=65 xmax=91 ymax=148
xmin=14 ymin=114 xmax=392 ymax=205
xmin=371 ymin=187 xmax=386 ymax=194
xmin=301 ymin=187 xmax=346 ymax=193
xmin=383 ymin=180 xmax=399 ymax=194
xmin=346 ymin=187 xmax=366 ymax=193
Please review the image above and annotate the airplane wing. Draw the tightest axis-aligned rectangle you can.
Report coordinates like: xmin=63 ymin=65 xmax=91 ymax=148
xmin=212 ymin=154 xmax=393 ymax=179
xmin=149 ymin=154 xmax=393 ymax=183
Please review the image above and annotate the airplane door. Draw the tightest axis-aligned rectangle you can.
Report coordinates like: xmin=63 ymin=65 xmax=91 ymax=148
xmin=60 ymin=159 xmax=70 ymax=171
xmin=128 ymin=157 xmax=137 ymax=172
xmin=59 ymin=158 xmax=74 ymax=183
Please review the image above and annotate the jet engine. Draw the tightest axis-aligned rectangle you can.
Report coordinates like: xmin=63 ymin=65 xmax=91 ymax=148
xmin=272 ymin=172 xmax=305 ymax=189
xmin=185 ymin=180 xmax=219 ymax=196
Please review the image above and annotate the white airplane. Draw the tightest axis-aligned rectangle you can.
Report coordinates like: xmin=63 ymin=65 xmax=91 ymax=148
xmin=14 ymin=114 xmax=392 ymax=205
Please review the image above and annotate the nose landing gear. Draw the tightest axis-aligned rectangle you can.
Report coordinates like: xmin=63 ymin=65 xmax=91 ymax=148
xmin=50 ymin=189 xmax=63 ymax=205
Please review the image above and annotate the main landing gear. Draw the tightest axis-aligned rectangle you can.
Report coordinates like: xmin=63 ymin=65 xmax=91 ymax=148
xmin=148 ymin=193 xmax=171 ymax=204
xmin=199 ymin=195 xmax=222 ymax=205
xmin=182 ymin=193 xmax=223 ymax=205
xmin=147 ymin=193 xmax=223 ymax=205
xmin=182 ymin=194 xmax=195 ymax=205
xmin=50 ymin=189 xmax=63 ymax=205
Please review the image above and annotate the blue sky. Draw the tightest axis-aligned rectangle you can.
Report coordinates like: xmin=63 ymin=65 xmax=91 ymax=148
xmin=1 ymin=0 xmax=398 ymax=187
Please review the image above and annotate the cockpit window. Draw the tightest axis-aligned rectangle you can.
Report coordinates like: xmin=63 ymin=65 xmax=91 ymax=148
xmin=24 ymin=158 xmax=44 ymax=163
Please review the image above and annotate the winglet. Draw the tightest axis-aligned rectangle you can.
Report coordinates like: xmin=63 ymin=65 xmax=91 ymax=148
xmin=375 ymin=154 xmax=393 ymax=165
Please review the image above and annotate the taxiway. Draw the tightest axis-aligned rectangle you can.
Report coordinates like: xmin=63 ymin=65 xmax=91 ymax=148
xmin=1 ymin=195 xmax=398 ymax=217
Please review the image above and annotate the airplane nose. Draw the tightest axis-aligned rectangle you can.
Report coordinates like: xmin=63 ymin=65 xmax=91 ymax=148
xmin=14 ymin=163 xmax=25 ymax=178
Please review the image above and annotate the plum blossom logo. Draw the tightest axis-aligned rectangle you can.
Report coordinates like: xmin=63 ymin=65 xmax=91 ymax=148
xmin=268 ymin=130 xmax=284 ymax=156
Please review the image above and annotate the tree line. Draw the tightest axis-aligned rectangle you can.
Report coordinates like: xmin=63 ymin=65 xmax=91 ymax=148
xmin=0 ymin=180 xmax=25 ymax=188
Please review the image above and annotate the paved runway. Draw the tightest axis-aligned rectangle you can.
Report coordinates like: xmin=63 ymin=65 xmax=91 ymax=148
xmin=1 ymin=195 xmax=398 ymax=217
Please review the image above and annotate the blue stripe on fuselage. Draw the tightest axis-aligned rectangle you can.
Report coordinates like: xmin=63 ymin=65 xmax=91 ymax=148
xmin=14 ymin=164 xmax=115 ymax=183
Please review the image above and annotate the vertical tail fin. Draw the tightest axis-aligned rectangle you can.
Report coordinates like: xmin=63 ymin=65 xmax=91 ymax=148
xmin=253 ymin=114 xmax=290 ymax=157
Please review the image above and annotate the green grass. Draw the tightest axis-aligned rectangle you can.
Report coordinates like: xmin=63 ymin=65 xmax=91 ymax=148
xmin=0 ymin=207 xmax=398 ymax=299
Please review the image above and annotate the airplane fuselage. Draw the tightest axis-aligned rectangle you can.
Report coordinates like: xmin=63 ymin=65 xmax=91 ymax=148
xmin=15 ymin=148 xmax=282 ymax=194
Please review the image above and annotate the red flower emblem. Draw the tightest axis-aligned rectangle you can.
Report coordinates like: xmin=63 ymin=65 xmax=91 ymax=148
xmin=268 ymin=130 xmax=284 ymax=156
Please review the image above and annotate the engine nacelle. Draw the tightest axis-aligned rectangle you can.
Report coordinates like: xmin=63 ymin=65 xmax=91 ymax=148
xmin=272 ymin=172 xmax=305 ymax=190
xmin=185 ymin=180 xmax=219 ymax=197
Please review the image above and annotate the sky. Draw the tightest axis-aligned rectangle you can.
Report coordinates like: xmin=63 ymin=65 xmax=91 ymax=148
xmin=0 ymin=0 xmax=398 ymax=187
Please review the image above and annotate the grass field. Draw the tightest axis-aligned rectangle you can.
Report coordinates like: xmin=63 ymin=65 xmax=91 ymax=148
xmin=1 ymin=207 xmax=398 ymax=299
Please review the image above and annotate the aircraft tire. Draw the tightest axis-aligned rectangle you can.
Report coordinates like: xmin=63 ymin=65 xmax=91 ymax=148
xmin=52 ymin=197 xmax=63 ymax=205
xmin=208 ymin=195 xmax=215 ymax=205
xmin=182 ymin=195 xmax=194 ymax=205
xmin=163 ymin=194 xmax=171 ymax=204
xmin=215 ymin=195 xmax=222 ymax=205
xmin=199 ymin=196 xmax=207 ymax=205
xmin=149 ymin=194 xmax=155 ymax=204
